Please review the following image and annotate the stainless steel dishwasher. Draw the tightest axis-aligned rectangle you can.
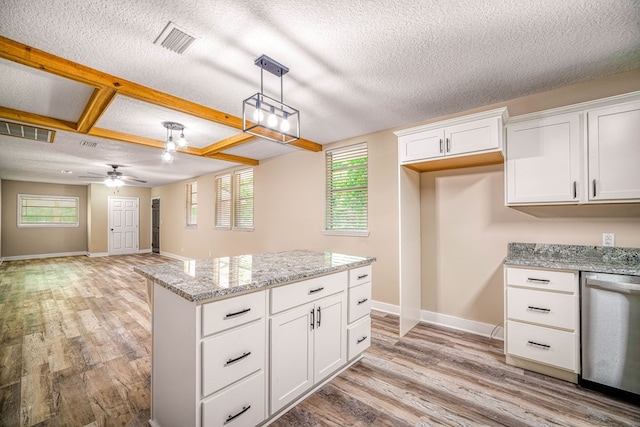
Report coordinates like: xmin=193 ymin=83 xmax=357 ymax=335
xmin=581 ymin=272 xmax=640 ymax=399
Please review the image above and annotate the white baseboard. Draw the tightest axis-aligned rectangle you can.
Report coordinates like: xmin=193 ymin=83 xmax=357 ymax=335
xmin=138 ymin=248 xmax=152 ymax=254
xmin=87 ymin=252 xmax=109 ymax=257
xmin=2 ymin=251 xmax=88 ymax=261
xmin=420 ymin=310 xmax=504 ymax=340
xmin=159 ymin=251 xmax=192 ymax=261
xmin=371 ymin=300 xmax=400 ymax=315
xmin=371 ymin=300 xmax=504 ymax=340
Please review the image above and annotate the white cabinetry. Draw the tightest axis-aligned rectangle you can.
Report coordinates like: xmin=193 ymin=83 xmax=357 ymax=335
xmin=504 ymin=266 xmax=579 ymax=382
xmin=587 ymin=99 xmax=640 ymax=201
xmin=269 ymin=272 xmax=347 ymax=414
xmin=396 ymin=108 xmax=508 ymax=172
xmin=505 ymin=92 xmax=640 ymax=205
xmin=505 ymin=113 xmax=581 ymax=204
xmin=347 ymin=265 xmax=372 ymax=359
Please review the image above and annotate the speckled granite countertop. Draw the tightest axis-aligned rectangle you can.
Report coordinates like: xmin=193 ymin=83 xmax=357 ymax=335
xmin=134 ymin=250 xmax=376 ymax=303
xmin=505 ymin=243 xmax=640 ymax=276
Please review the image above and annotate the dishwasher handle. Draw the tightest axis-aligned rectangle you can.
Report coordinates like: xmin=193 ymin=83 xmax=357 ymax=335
xmin=585 ymin=277 xmax=640 ymax=294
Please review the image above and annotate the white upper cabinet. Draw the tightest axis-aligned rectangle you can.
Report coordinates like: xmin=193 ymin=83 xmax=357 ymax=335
xmin=506 ymin=113 xmax=581 ymax=204
xmin=587 ymin=100 xmax=640 ymax=201
xmin=396 ymin=108 xmax=508 ymax=172
xmin=505 ymin=92 xmax=640 ymax=205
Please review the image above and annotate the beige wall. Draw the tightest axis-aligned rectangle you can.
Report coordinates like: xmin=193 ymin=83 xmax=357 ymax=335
xmin=1 ymin=180 xmax=88 ymax=257
xmin=87 ymin=184 xmax=152 ymax=254
xmin=0 ymin=178 xmax=2 ymax=258
xmin=151 ymin=129 xmax=400 ymax=305
xmin=420 ymin=165 xmax=640 ymax=326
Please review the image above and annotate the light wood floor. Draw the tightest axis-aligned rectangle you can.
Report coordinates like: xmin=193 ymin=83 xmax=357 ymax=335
xmin=1 ymin=255 xmax=639 ymax=427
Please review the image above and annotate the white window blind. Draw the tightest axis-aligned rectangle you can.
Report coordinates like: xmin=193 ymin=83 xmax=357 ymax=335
xmin=215 ymin=174 xmax=231 ymax=228
xmin=325 ymin=143 xmax=368 ymax=234
xmin=234 ymin=168 xmax=254 ymax=229
xmin=18 ymin=194 xmax=79 ymax=227
xmin=186 ymin=182 xmax=197 ymax=226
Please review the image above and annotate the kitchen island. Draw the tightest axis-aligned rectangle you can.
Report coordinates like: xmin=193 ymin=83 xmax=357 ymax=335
xmin=134 ymin=250 xmax=376 ymax=427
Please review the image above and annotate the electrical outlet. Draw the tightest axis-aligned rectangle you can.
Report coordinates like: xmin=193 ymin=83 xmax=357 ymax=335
xmin=602 ymin=233 xmax=615 ymax=247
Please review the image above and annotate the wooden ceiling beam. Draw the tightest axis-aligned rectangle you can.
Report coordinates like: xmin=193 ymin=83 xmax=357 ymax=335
xmin=200 ymin=133 xmax=259 ymax=156
xmin=0 ymin=106 xmax=77 ymax=132
xmin=205 ymin=152 xmax=260 ymax=166
xmin=289 ymin=138 xmax=322 ymax=152
xmin=76 ymin=87 xmax=117 ymax=133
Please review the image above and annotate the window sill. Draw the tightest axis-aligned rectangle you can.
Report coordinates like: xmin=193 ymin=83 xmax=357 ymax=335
xmin=232 ymin=227 xmax=255 ymax=232
xmin=185 ymin=224 xmax=197 ymax=229
xmin=322 ymin=229 xmax=369 ymax=237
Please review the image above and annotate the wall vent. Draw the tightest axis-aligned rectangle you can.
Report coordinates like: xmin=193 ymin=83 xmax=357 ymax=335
xmin=0 ymin=120 xmax=55 ymax=142
xmin=154 ymin=21 xmax=196 ymax=54
xmin=80 ymin=140 xmax=99 ymax=148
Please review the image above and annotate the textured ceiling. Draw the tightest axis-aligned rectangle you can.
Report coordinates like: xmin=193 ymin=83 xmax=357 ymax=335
xmin=0 ymin=0 xmax=639 ymax=187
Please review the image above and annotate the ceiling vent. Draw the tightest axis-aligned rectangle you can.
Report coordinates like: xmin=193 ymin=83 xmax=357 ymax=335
xmin=80 ymin=140 xmax=99 ymax=148
xmin=154 ymin=21 xmax=196 ymax=54
xmin=0 ymin=120 xmax=55 ymax=143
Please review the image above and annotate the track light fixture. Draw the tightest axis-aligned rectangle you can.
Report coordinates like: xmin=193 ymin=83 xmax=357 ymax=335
xmin=242 ymin=55 xmax=300 ymax=144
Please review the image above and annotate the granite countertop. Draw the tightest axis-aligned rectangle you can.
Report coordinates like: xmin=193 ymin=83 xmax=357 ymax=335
xmin=504 ymin=243 xmax=640 ymax=276
xmin=134 ymin=249 xmax=376 ymax=302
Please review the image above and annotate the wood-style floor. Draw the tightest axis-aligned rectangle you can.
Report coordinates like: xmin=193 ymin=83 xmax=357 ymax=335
xmin=1 ymin=255 xmax=639 ymax=427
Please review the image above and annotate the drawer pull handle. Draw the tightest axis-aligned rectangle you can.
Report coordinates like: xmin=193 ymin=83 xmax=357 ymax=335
xmin=357 ymin=298 xmax=369 ymax=305
xmin=309 ymin=287 xmax=325 ymax=294
xmin=224 ymin=405 xmax=251 ymax=424
xmin=357 ymin=336 xmax=368 ymax=344
xmin=225 ymin=351 xmax=251 ymax=366
xmin=357 ymin=274 xmax=369 ymax=280
xmin=317 ymin=306 xmax=322 ymax=327
xmin=527 ymin=306 xmax=551 ymax=313
xmin=527 ymin=340 xmax=551 ymax=349
xmin=310 ymin=308 xmax=315 ymax=330
xmin=526 ymin=278 xmax=550 ymax=284
xmin=225 ymin=308 xmax=251 ymax=319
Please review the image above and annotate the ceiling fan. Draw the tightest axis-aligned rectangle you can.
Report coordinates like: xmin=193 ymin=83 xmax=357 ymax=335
xmin=80 ymin=164 xmax=147 ymax=187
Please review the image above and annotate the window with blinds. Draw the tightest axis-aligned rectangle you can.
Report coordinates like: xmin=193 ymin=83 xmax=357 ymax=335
xmin=18 ymin=194 xmax=79 ymax=227
xmin=215 ymin=169 xmax=254 ymax=231
xmin=186 ymin=182 xmax=197 ymax=226
xmin=215 ymin=174 xmax=231 ymax=228
xmin=325 ymin=143 xmax=368 ymax=236
xmin=234 ymin=168 xmax=254 ymax=230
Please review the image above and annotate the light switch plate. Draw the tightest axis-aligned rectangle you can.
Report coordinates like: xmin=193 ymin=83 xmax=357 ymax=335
xmin=602 ymin=233 xmax=615 ymax=247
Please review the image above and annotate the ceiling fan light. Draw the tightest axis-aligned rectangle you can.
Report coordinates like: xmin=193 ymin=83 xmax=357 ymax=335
xmin=104 ymin=177 xmax=115 ymax=187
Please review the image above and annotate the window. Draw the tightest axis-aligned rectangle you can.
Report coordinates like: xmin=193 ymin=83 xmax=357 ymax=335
xmin=325 ymin=143 xmax=368 ymax=236
xmin=215 ymin=174 xmax=231 ymax=228
xmin=214 ymin=169 xmax=254 ymax=230
xmin=18 ymin=194 xmax=79 ymax=227
xmin=186 ymin=182 xmax=197 ymax=226
xmin=234 ymin=168 xmax=254 ymax=229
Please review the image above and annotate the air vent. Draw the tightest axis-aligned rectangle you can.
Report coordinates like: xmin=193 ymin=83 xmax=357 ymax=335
xmin=0 ymin=120 xmax=55 ymax=142
xmin=80 ymin=140 xmax=99 ymax=148
xmin=154 ymin=21 xmax=196 ymax=54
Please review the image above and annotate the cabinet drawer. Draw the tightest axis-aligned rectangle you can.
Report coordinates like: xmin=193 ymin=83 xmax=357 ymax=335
xmin=202 ymin=291 xmax=266 ymax=337
xmin=349 ymin=265 xmax=372 ymax=288
xmin=201 ymin=371 xmax=265 ymax=427
xmin=506 ymin=320 xmax=576 ymax=372
xmin=348 ymin=282 xmax=371 ymax=324
xmin=202 ymin=320 xmax=265 ymax=397
xmin=505 ymin=267 xmax=577 ymax=293
xmin=347 ymin=316 xmax=371 ymax=360
xmin=506 ymin=287 xmax=577 ymax=330
xmin=270 ymin=271 xmax=347 ymax=314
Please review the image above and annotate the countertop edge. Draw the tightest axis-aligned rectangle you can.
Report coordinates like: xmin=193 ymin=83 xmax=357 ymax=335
xmin=503 ymin=258 xmax=640 ymax=276
xmin=134 ymin=256 xmax=376 ymax=303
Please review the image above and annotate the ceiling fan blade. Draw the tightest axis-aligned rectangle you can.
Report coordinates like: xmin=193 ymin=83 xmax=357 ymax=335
xmin=79 ymin=176 xmax=105 ymax=179
xmin=86 ymin=172 xmax=105 ymax=177
xmin=121 ymin=177 xmax=147 ymax=183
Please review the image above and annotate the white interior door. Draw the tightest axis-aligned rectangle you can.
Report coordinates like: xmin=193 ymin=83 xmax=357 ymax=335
xmin=109 ymin=197 xmax=139 ymax=255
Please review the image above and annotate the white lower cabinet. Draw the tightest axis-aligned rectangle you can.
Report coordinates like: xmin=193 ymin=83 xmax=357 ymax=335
xmin=270 ymin=291 xmax=346 ymax=414
xmin=150 ymin=265 xmax=373 ymax=427
xmin=504 ymin=266 xmax=579 ymax=381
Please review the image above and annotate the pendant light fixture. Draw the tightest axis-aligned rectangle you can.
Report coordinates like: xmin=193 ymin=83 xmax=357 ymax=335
xmin=242 ymin=55 xmax=300 ymax=144
xmin=161 ymin=121 xmax=188 ymax=163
